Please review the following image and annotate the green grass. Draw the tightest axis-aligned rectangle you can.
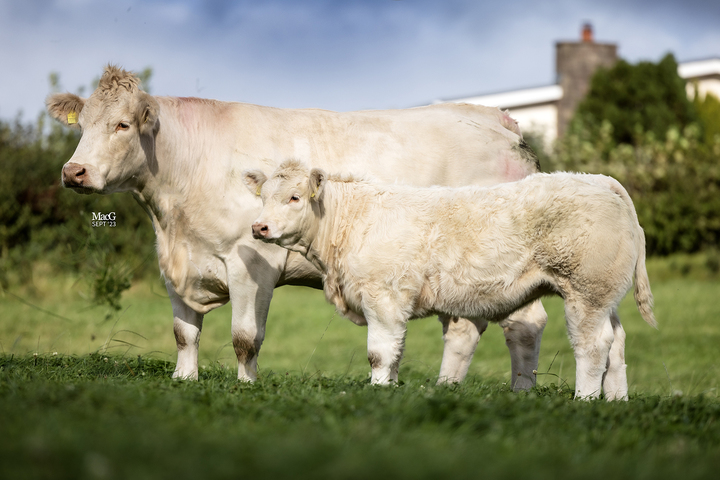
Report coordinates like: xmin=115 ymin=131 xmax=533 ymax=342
xmin=1 ymin=355 xmax=719 ymax=480
xmin=2 ymin=255 xmax=718 ymax=395
xmin=1 ymin=253 xmax=719 ymax=478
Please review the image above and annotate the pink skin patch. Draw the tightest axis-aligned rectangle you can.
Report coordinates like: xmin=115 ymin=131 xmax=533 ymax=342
xmin=502 ymin=153 xmax=530 ymax=182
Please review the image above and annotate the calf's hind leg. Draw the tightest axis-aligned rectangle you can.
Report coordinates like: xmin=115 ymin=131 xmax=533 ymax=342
xmin=565 ymin=301 xmax=615 ymax=400
xmin=602 ymin=310 xmax=628 ymax=401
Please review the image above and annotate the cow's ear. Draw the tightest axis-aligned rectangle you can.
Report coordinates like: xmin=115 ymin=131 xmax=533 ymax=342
xmin=46 ymin=93 xmax=85 ymax=129
xmin=309 ymin=168 xmax=326 ymax=201
xmin=136 ymin=92 xmax=159 ymax=135
xmin=242 ymin=170 xmax=268 ymax=197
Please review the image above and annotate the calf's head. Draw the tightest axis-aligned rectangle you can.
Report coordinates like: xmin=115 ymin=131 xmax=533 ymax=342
xmin=46 ymin=65 xmax=159 ymax=194
xmin=242 ymin=160 xmax=326 ymax=252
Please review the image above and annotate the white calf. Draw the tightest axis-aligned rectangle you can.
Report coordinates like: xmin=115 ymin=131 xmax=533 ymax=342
xmin=244 ymin=160 xmax=656 ymax=400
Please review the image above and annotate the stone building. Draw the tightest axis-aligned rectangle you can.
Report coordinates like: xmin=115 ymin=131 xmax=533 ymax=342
xmin=435 ymin=24 xmax=720 ymax=147
xmin=555 ymin=24 xmax=617 ymax=137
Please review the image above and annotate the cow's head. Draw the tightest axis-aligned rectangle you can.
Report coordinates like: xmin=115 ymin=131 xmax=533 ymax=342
xmin=46 ymin=65 xmax=159 ymax=194
xmin=242 ymin=160 xmax=326 ymax=252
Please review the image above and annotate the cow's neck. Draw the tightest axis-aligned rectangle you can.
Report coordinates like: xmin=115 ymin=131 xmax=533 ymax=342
xmin=134 ymin=97 xmax=219 ymax=232
xmin=127 ymin=98 xmax=241 ymax=303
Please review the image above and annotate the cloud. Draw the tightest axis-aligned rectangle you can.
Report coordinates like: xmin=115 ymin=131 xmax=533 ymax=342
xmin=0 ymin=0 xmax=718 ymax=121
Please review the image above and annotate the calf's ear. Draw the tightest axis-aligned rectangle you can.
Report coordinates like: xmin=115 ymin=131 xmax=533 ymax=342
xmin=46 ymin=93 xmax=85 ymax=129
xmin=136 ymin=92 xmax=159 ymax=135
xmin=309 ymin=168 xmax=326 ymax=201
xmin=242 ymin=170 xmax=269 ymax=197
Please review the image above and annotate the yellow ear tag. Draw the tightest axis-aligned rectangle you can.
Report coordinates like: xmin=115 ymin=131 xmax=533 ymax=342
xmin=67 ymin=112 xmax=78 ymax=124
xmin=256 ymin=186 xmax=261 ymax=196
xmin=311 ymin=192 xmax=316 ymax=198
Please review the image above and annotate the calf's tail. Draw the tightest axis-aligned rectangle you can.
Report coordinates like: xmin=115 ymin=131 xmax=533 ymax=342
xmin=597 ymin=175 xmax=657 ymax=328
xmin=633 ymin=230 xmax=657 ymax=328
xmin=584 ymin=174 xmax=657 ymax=327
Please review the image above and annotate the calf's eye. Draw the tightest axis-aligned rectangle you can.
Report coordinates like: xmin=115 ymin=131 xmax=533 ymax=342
xmin=116 ymin=122 xmax=130 ymax=132
xmin=289 ymin=195 xmax=300 ymax=203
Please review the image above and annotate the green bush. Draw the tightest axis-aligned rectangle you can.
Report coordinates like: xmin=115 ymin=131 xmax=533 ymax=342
xmin=546 ymin=122 xmax=720 ymax=255
xmin=545 ymin=53 xmax=720 ymax=256
xmin=572 ymin=53 xmax=699 ymax=148
xmin=0 ymin=114 xmax=157 ymax=305
xmin=694 ymin=90 xmax=720 ymax=146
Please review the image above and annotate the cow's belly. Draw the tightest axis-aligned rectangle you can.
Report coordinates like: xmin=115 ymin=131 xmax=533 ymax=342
xmin=182 ymin=264 xmax=231 ymax=314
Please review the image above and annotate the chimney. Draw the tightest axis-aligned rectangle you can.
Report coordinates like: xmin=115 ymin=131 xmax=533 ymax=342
xmin=555 ymin=24 xmax=617 ymax=137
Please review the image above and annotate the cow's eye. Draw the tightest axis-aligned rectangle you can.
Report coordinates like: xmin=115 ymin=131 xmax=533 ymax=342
xmin=116 ymin=122 xmax=130 ymax=132
xmin=289 ymin=195 xmax=300 ymax=203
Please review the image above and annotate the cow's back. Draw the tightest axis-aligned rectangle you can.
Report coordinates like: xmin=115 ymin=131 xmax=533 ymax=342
xmin=217 ymin=101 xmax=540 ymax=188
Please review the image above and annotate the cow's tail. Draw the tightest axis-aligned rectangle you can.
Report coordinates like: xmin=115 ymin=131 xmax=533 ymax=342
xmin=592 ymin=174 xmax=657 ymax=328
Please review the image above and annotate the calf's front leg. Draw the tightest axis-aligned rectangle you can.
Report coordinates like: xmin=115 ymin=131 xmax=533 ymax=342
xmin=437 ymin=316 xmax=487 ymax=384
xmin=365 ymin=308 xmax=408 ymax=385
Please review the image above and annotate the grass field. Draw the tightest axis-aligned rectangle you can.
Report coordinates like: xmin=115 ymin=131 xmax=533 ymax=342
xmin=1 ymin=253 xmax=719 ymax=478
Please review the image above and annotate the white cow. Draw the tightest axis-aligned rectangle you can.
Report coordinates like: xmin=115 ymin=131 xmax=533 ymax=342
xmin=245 ymin=160 xmax=656 ymax=400
xmin=46 ymin=65 xmax=547 ymax=386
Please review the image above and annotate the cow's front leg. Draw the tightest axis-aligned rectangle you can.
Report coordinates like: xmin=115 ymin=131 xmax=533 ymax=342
xmin=168 ymin=282 xmax=204 ymax=380
xmin=365 ymin=308 xmax=408 ymax=385
xmin=500 ymin=299 xmax=548 ymax=391
xmin=231 ymin=244 xmax=284 ymax=382
xmin=437 ymin=316 xmax=488 ymax=384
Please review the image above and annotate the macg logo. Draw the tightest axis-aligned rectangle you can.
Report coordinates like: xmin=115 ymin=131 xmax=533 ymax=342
xmin=92 ymin=212 xmax=116 ymax=221
xmin=91 ymin=212 xmax=117 ymax=227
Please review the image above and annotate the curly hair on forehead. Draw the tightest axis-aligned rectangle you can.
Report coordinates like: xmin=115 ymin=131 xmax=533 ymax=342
xmin=97 ymin=64 xmax=141 ymax=96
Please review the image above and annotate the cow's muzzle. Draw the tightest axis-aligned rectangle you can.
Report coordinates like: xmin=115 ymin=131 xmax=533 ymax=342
xmin=62 ymin=162 xmax=90 ymax=189
xmin=252 ymin=222 xmax=272 ymax=240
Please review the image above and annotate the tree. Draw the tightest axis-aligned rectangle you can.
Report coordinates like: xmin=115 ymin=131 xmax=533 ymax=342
xmin=571 ymin=53 xmax=698 ymax=146
xmin=694 ymin=90 xmax=720 ymax=146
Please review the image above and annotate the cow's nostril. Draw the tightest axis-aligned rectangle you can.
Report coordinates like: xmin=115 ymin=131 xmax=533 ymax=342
xmin=252 ymin=223 xmax=271 ymax=239
xmin=62 ymin=163 xmax=88 ymax=187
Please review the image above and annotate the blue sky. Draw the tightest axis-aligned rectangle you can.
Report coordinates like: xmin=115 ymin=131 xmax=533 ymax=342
xmin=1 ymin=0 xmax=719 ymax=121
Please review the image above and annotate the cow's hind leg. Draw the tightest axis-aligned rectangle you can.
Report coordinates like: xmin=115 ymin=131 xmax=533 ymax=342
xmin=602 ymin=309 xmax=628 ymax=401
xmin=501 ymin=299 xmax=548 ymax=391
xmin=168 ymin=282 xmax=204 ymax=380
xmin=437 ymin=316 xmax=487 ymax=384
xmin=565 ymin=300 xmax=615 ymax=400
